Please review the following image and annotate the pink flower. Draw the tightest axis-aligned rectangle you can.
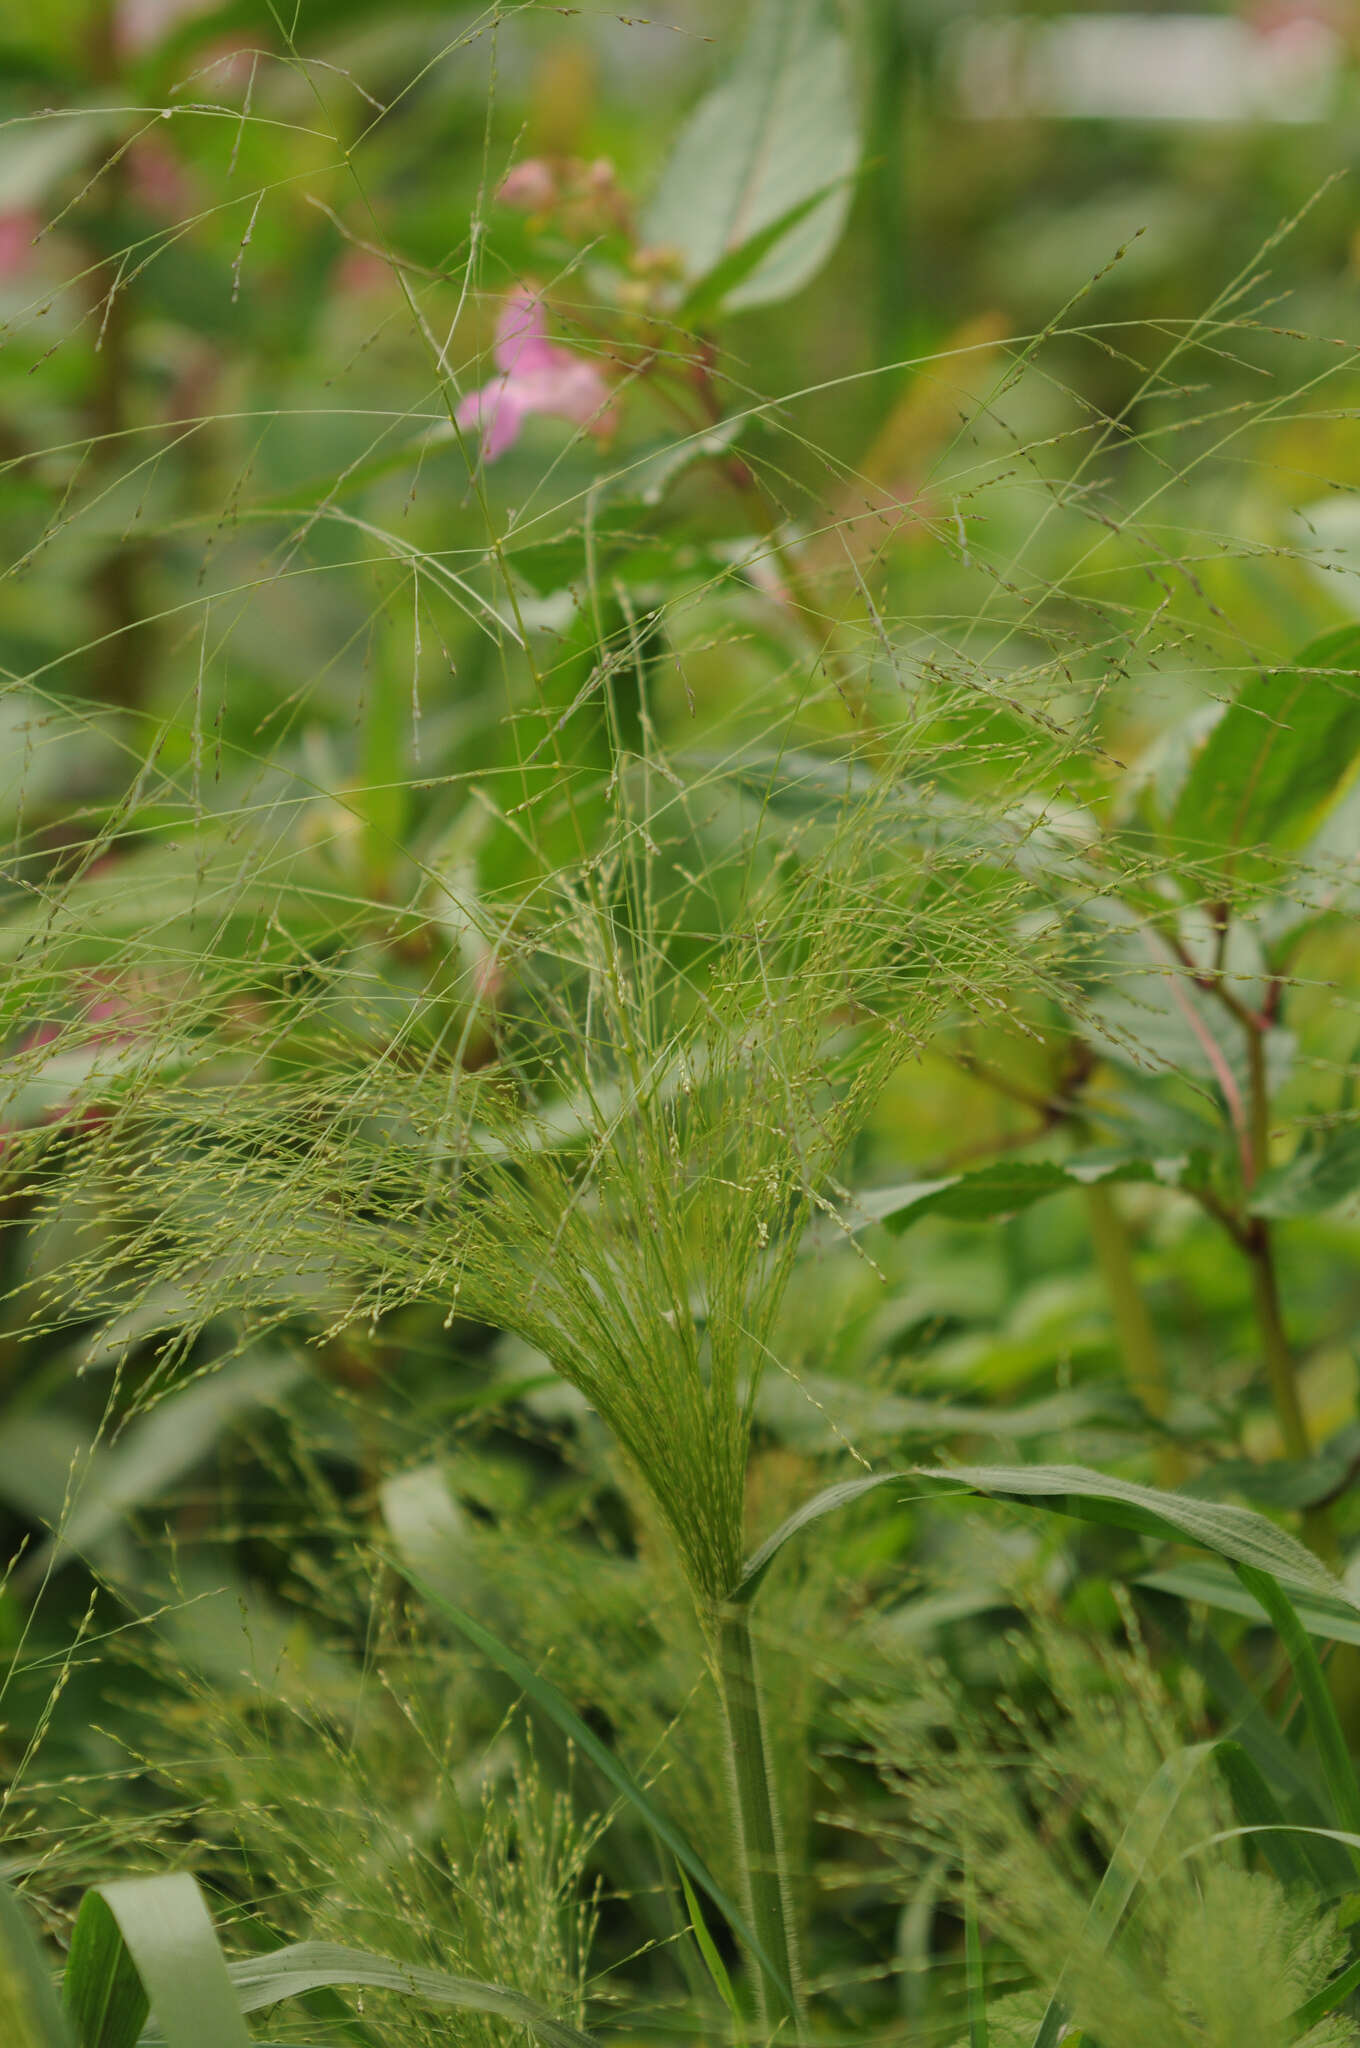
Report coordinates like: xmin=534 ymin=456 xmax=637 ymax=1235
xmin=334 ymin=248 xmax=391 ymax=299
xmin=117 ymin=0 xmax=216 ymax=56
xmin=497 ymin=160 xmax=558 ymax=213
xmin=0 ymin=211 xmax=37 ymax=279
xmin=127 ymin=138 xmax=192 ymax=219
xmin=456 ymin=286 xmax=614 ymax=463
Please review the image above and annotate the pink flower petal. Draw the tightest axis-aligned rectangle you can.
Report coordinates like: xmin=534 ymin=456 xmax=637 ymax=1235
xmin=494 ymin=288 xmax=557 ymax=376
xmin=497 ymin=161 xmax=558 ymax=213
xmin=0 ymin=211 xmax=36 ymax=280
xmin=515 ymin=357 xmax=613 ymax=430
xmin=457 ymin=379 xmax=525 ymax=461
xmin=460 ymin=287 xmax=615 ymax=461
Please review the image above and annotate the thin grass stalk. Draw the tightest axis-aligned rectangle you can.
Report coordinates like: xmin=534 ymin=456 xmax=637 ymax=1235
xmin=714 ymin=1602 xmax=803 ymax=2039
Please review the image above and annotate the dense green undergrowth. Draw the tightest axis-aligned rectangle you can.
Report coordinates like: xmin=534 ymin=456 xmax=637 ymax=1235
xmin=5 ymin=2 xmax=1360 ymax=2044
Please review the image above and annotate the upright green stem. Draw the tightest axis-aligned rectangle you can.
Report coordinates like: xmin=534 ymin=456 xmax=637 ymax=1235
xmin=715 ymin=1602 xmax=803 ymax=2040
xmin=1225 ymin=987 xmax=1338 ymax=1558
xmin=1238 ymin=1014 xmax=1314 ymax=1466
xmin=1082 ymin=1183 xmax=1182 ymax=1484
xmin=866 ymin=0 xmax=916 ymax=366
xmin=87 ymin=0 xmax=147 ymax=710
xmin=1245 ymin=1219 xmax=1310 ymax=1465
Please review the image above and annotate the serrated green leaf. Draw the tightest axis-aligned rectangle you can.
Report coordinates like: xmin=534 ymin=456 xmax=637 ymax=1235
xmin=1169 ymin=627 xmax=1360 ymax=867
xmin=643 ymin=0 xmax=859 ymax=313
xmin=1063 ymin=898 xmax=1293 ymax=1093
xmin=1249 ymin=1124 xmax=1360 ymax=1218
xmin=678 ymin=180 xmax=855 ymax=323
xmin=853 ymin=1156 xmax=1177 ymax=1235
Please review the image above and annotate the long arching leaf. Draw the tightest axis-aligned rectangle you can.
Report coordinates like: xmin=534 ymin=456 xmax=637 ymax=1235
xmin=224 ymin=1942 xmax=594 ymax=2048
xmin=918 ymin=1464 xmax=1351 ymax=1608
xmin=71 ymin=1876 xmax=247 ymax=2048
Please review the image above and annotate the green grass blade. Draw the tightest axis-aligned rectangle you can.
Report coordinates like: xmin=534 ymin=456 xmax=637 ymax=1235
xmin=1291 ymin=1950 xmax=1360 ymax=2034
xmin=391 ymin=1562 xmax=795 ymax=2018
xmin=62 ymin=1893 xmax=149 ymax=2048
xmin=224 ymin=1942 xmax=595 ymax=2048
xmin=677 ymin=1869 xmax=746 ymax=2046
xmin=1236 ymin=1565 xmax=1360 ymax=1849
xmin=1214 ymin=1741 xmax=1317 ymax=1893
xmin=79 ymin=1876 xmax=248 ymax=2048
xmin=1138 ymin=1560 xmax=1360 ymax=1647
xmin=1139 ymin=1590 xmax=1325 ymax=1809
xmin=737 ymin=1474 xmax=910 ymax=1602
xmin=964 ymin=1869 xmax=988 ymax=2048
xmin=0 ymin=1875 xmax=73 ymax=2048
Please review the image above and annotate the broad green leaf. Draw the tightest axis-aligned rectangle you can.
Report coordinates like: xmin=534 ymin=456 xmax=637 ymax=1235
xmin=76 ymin=1876 xmax=247 ymax=2048
xmin=223 ymin=1941 xmax=594 ymax=2048
xmin=1236 ymin=1566 xmax=1360 ymax=1844
xmin=604 ymin=417 xmax=747 ymax=510
xmin=1137 ymin=1559 xmax=1360 ymax=1646
xmin=1063 ymin=898 xmax=1293 ymax=1092
xmin=1169 ymin=627 xmax=1360 ymax=866
xmin=0 ymin=1874 xmax=73 ymax=2048
xmin=642 ymin=0 xmax=859 ymax=313
xmin=853 ymin=1155 xmax=1176 ymax=1235
xmin=1249 ymin=1125 xmax=1360 ymax=1218
xmin=917 ymin=1464 xmax=1352 ymax=1608
xmin=679 ymin=180 xmax=856 ymax=323
xmin=62 ymin=1894 xmax=148 ymax=2048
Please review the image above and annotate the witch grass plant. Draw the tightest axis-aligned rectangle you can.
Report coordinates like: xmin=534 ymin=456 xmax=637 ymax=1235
xmin=44 ymin=732 xmax=1054 ymax=2032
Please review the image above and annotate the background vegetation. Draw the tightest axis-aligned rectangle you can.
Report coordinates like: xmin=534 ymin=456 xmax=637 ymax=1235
xmin=4 ymin=2 xmax=1360 ymax=2044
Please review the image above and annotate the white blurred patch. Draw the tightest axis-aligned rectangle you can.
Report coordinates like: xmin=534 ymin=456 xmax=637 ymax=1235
xmin=950 ymin=13 xmax=1341 ymax=124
